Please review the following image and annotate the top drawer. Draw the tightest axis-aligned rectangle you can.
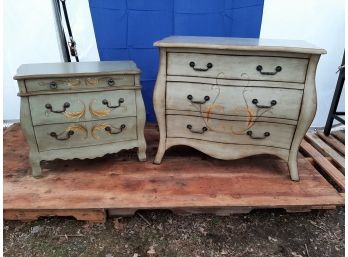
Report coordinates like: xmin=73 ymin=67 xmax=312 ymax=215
xmin=25 ymin=75 xmax=135 ymax=92
xmin=167 ymin=53 xmax=309 ymax=83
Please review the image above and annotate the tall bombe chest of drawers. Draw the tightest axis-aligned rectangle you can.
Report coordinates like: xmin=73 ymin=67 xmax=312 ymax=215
xmin=14 ymin=61 xmax=146 ymax=177
xmin=153 ymin=36 xmax=326 ymax=181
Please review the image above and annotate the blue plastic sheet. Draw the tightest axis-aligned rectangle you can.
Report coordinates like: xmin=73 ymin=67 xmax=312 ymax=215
xmin=89 ymin=0 xmax=264 ymax=122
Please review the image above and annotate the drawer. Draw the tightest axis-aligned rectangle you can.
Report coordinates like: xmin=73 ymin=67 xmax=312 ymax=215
xmin=167 ymin=53 xmax=308 ymax=83
xmin=29 ymin=90 xmax=136 ymax=125
xmin=167 ymin=115 xmax=295 ymax=149
xmin=166 ymin=82 xmax=303 ymax=120
xmin=34 ymin=117 xmax=137 ymax=151
xmin=25 ymin=75 xmax=135 ymax=92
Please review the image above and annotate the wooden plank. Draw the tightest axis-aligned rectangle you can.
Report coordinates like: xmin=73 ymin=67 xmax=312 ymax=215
xmin=317 ymin=131 xmax=345 ymax=156
xmin=3 ymin=124 xmax=344 ymax=219
xmin=300 ymin=140 xmax=345 ymax=191
xmin=305 ymin=133 xmax=345 ymax=170
xmin=332 ymin=130 xmax=345 ymax=144
xmin=4 ymin=209 xmax=106 ymax=222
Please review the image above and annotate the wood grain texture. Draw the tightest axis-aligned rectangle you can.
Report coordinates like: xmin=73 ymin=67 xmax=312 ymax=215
xmin=288 ymin=55 xmax=321 ymax=181
xmin=166 ymin=82 xmax=303 ymax=120
xmin=332 ymin=130 xmax=345 ymax=144
xmin=306 ymin=133 xmax=345 ymax=170
xmin=155 ymin=36 xmax=326 ymax=54
xmin=167 ymin=52 xmax=309 ymax=83
xmin=317 ymin=131 xmax=345 ymax=156
xmin=3 ymin=124 xmax=343 ymax=216
xmin=300 ymin=140 xmax=344 ymax=191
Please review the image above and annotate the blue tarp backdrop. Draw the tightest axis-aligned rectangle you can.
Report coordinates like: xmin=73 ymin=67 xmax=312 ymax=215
xmin=89 ymin=0 xmax=264 ymax=122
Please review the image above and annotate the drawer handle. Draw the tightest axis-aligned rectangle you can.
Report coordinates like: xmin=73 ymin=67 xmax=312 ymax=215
xmin=50 ymin=81 xmax=58 ymax=89
xmin=187 ymin=124 xmax=208 ymax=134
xmin=105 ymin=124 xmax=126 ymax=134
xmin=50 ymin=130 xmax=74 ymax=140
xmin=247 ymin=131 xmax=270 ymax=139
xmin=252 ymin=99 xmax=277 ymax=108
xmin=102 ymin=98 xmax=124 ymax=109
xmin=107 ymin=78 xmax=115 ymax=86
xmin=45 ymin=102 xmax=70 ymax=113
xmin=187 ymin=95 xmax=210 ymax=104
xmin=189 ymin=61 xmax=213 ymax=72
xmin=256 ymin=65 xmax=282 ymax=75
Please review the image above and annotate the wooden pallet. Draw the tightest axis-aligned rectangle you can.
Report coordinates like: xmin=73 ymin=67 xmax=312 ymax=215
xmin=4 ymin=124 xmax=344 ymax=222
xmin=300 ymin=128 xmax=345 ymax=192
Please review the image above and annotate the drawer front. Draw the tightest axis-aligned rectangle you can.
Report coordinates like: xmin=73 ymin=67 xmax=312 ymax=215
xmin=34 ymin=117 xmax=137 ymax=151
xmin=29 ymin=90 xmax=136 ymax=126
xmin=25 ymin=75 xmax=134 ymax=92
xmin=167 ymin=115 xmax=295 ymax=149
xmin=167 ymin=53 xmax=308 ymax=83
xmin=166 ymin=82 xmax=303 ymax=120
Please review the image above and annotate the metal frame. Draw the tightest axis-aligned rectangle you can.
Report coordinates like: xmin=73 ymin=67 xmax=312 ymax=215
xmin=52 ymin=0 xmax=79 ymax=62
xmin=324 ymin=52 xmax=345 ymax=135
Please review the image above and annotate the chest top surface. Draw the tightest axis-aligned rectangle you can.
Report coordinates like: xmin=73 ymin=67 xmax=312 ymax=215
xmin=154 ymin=36 xmax=326 ymax=55
xmin=14 ymin=61 xmax=140 ymax=80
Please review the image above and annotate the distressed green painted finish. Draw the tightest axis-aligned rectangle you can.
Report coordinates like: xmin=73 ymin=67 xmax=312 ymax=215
xmin=35 ymin=117 xmax=137 ymax=151
xmin=29 ymin=90 xmax=136 ymax=125
xmin=15 ymin=61 xmax=147 ymax=177
xmin=25 ymin=74 xmax=135 ymax=92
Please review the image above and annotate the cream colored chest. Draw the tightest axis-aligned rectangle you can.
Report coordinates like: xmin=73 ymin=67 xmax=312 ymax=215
xmin=153 ymin=36 xmax=326 ymax=181
xmin=15 ymin=61 xmax=147 ymax=177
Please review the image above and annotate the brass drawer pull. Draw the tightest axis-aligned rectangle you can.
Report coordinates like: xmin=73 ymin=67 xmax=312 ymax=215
xmin=189 ymin=61 xmax=213 ymax=72
xmin=252 ymin=99 xmax=277 ymax=108
xmin=256 ymin=65 xmax=282 ymax=75
xmin=187 ymin=124 xmax=208 ymax=134
xmin=50 ymin=130 xmax=74 ymax=140
xmin=107 ymin=78 xmax=115 ymax=86
xmin=247 ymin=131 xmax=270 ymax=139
xmin=45 ymin=102 xmax=70 ymax=113
xmin=187 ymin=94 xmax=210 ymax=104
xmin=50 ymin=81 xmax=58 ymax=89
xmin=105 ymin=124 xmax=126 ymax=134
xmin=102 ymin=98 xmax=124 ymax=109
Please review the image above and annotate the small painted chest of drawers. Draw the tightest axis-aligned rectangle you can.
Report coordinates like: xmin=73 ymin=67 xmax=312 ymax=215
xmin=153 ymin=36 xmax=326 ymax=181
xmin=14 ymin=61 xmax=146 ymax=177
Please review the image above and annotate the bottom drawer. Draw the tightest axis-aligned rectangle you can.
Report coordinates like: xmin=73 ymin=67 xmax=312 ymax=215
xmin=167 ymin=115 xmax=295 ymax=149
xmin=35 ymin=117 xmax=137 ymax=151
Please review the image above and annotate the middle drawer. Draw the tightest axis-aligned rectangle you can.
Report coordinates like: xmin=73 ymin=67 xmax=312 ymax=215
xmin=166 ymin=82 xmax=303 ymax=121
xmin=29 ymin=90 xmax=136 ymax=126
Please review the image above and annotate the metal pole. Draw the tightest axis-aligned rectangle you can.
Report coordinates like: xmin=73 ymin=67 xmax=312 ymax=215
xmin=52 ymin=0 xmax=70 ymax=62
xmin=60 ymin=0 xmax=79 ymax=62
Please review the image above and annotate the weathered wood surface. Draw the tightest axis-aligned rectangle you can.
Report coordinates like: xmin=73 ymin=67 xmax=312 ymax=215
xmin=3 ymin=124 xmax=343 ymax=221
xmin=317 ymin=131 xmax=345 ymax=156
xmin=332 ymin=130 xmax=345 ymax=144
xmin=300 ymin=140 xmax=344 ymax=191
xmin=305 ymin=133 xmax=345 ymax=170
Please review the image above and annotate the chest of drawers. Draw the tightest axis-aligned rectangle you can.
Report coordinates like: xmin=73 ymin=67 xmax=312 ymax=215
xmin=153 ymin=36 xmax=326 ymax=181
xmin=14 ymin=61 xmax=146 ymax=177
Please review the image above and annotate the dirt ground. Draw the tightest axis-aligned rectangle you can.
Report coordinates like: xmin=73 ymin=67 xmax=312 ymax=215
xmin=4 ymin=207 xmax=344 ymax=257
